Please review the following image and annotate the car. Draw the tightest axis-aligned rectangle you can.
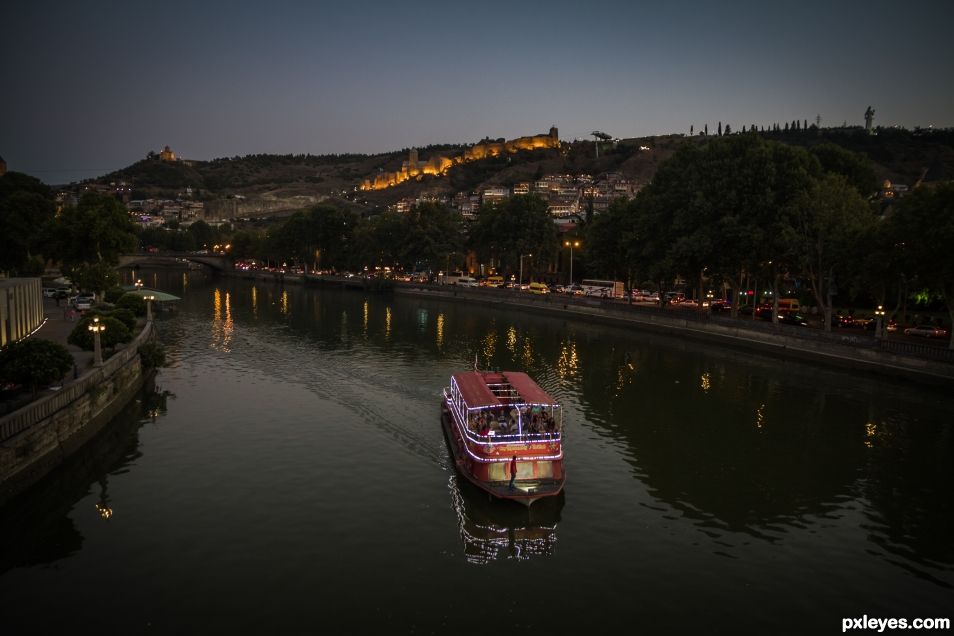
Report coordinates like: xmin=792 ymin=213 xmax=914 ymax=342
xmin=43 ymin=287 xmax=57 ymax=298
xmin=757 ymin=308 xmax=806 ymax=325
xmin=903 ymin=325 xmax=949 ymax=338
xmin=528 ymin=282 xmax=549 ymax=294
xmin=709 ymin=299 xmax=732 ymax=313
xmin=886 ymin=320 xmax=898 ymax=332
xmin=75 ymin=294 xmax=95 ymax=311
xmin=831 ymin=314 xmax=855 ymax=328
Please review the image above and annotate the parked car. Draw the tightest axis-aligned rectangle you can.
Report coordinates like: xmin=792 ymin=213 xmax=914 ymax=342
xmin=903 ymin=325 xmax=949 ymax=338
xmin=758 ymin=308 xmax=807 ymax=325
xmin=75 ymin=294 xmax=95 ymax=311
xmin=42 ymin=287 xmax=57 ymax=298
xmin=831 ymin=314 xmax=855 ymax=328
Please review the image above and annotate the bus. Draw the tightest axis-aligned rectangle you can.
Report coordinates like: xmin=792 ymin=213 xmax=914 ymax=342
xmin=580 ymin=279 xmax=626 ymax=299
xmin=438 ymin=271 xmax=466 ymax=285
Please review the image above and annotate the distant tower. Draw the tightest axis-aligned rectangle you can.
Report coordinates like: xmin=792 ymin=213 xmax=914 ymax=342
xmin=0 ymin=154 xmax=6 ymax=177
xmin=864 ymin=106 xmax=875 ymax=133
xmin=549 ymin=125 xmax=559 ymax=141
xmin=409 ymin=148 xmax=419 ymax=171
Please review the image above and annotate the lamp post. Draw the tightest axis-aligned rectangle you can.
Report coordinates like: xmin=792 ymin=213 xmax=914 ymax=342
xmin=519 ymin=253 xmax=532 ymax=288
xmin=144 ymin=294 xmax=155 ymax=323
xmin=135 ymin=279 xmax=143 ymax=291
xmin=88 ymin=317 xmax=105 ymax=367
xmin=564 ymin=240 xmax=580 ymax=285
xmin=874 ymin=304 xmax=885 ymax=340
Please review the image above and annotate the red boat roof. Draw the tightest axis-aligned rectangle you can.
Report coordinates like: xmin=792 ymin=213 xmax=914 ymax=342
xmin=451 ymin=371 xmax=558 ymax=409
xmin=452 ymin=372 xmax=501 ymax=408
xmin=503 ymin=371 xmax=557 ymax=405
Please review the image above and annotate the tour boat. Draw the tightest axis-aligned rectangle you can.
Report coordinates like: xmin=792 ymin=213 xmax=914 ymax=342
xmin=441 ymin=370 xmax=565 ymax=507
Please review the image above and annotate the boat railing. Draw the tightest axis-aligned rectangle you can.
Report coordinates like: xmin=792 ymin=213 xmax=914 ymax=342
xmin=463 ymin=428 xmax=561 ymax=445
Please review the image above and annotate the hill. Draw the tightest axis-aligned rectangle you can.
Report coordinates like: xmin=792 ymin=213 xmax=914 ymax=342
xmin=92 ymin=127 xmax=954 ymax=216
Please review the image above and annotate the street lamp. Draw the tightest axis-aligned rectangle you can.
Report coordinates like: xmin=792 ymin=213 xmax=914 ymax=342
xmin=519 ymin=253 xmax=532 ymax=288
xmin=144 ymin=294 xmax=156 ymax=322
xmin=563 ymin=240 xmax=580 ymax=284
xmin=874 ymin=304 xmax=885 ymax=339
xmin=88 ymin=317 xmax=105 ymax=367
xmin=135 ymin=279 xmax=143 ymax=292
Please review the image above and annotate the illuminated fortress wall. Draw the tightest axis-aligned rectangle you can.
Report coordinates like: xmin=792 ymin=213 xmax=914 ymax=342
xmin=361 ymin=127 xmax=559 ymax=191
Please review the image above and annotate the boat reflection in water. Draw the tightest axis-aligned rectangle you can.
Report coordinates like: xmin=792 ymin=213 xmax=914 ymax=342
xmin=447 ymin=473 xmax=564 ymax=565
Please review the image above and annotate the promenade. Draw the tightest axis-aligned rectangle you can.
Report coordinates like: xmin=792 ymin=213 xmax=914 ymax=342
xmin=35 ymin=296 xmax=95 ymax=386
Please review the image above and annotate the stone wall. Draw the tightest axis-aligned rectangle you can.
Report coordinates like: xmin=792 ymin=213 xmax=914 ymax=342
xmin=0 ymin=323 xmax=154 ymax=506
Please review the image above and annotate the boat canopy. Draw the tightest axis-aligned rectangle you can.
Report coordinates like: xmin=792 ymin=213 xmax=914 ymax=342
xmin=451 ymin=371 xmax=558 ymax=409
xmin=502 ymin=371 xmax=556 ymax=406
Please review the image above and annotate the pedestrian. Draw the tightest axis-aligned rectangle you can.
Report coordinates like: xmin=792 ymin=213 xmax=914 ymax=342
xmin=509 ymin=455 xmax=518 ymax=490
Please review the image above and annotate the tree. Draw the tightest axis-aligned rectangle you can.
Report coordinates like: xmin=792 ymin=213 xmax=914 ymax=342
xmin=402 ymin=202 xmax=464 ymax=272
xmin=0 ymin=172 xmax=56 ymax=275
xmin=785 ymin=174 xmax=875 ymax=331
xmin=469 ymin=195 xmax=558 ymax=276
xmin=892 ymin=183 xmax=954 ymax=348
xmin=585 ymin=198 xmax=639 ymax=284
xmin=268 ymin=206 xmax=356 ymax=272
xmin=718 ymin=122 xmax=722 ymax=136
xmin=724 ymin=124 xmax=732 ymax=135
xmin=53 ymin=192 xmax=137 ymax=294
xmin=0 ymin=338 xmax=73 ymax=396
xmin=623 ymin=135 xmax=820 ymax=315
xmin=188 ymin=219 xmax=215 ymax=250
xmin=810 ymin=143 xmax=879 ymax=196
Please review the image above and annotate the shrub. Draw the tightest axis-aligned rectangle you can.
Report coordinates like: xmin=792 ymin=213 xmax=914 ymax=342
xmin=104 ymin=286 xmax=126 ymax=303
xmin=115 ymin=293 xmax=146 ymax=316
xmin=107 ymin=308 xmax=137 ymax=331
xmin=68 ymin=316 xmax=132 ymax=351
xmin=138 ymin=342 xmax=167 ymax=369
xmin=0 ymin=338 xmax=73 ymax=394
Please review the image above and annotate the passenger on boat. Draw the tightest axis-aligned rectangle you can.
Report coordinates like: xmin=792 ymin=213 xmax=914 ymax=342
xmin=509 ymin=455 xmax=517 ymax=489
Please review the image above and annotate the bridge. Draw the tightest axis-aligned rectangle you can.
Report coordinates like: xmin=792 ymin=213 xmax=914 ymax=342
xmin=118 ymin=252 xmax=233 ymax=271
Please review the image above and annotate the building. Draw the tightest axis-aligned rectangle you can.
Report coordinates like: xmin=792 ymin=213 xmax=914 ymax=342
xmin=360 ymin=127 xmax=560 ymax=191
xmin=0 ymin=278 xmax=44 ymax=348
xmin=159 ymin=146 xmax=177 ymax=162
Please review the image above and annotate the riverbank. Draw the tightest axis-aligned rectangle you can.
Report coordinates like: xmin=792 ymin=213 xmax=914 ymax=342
xmin=223 ymin=270 xmax=954 ymax=385
xmin=0 ymin=319 xmax=156 ymax=506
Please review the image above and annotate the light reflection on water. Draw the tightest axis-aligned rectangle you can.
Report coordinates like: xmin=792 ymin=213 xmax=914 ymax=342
xmin=1 ymin=272 xmax=952 ymax=633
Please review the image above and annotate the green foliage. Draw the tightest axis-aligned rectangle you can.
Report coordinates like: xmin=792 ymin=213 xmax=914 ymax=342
xmin=0 ymin=172 xmax=56 ymax=275
xmin=116 ymin=293 xmax=147 ymax=316
xmin=138 ymin=342 xmax=167 ymax=369
xmin=891 ymin=183 xmax=954 ymax=345
xmin=810 ymin=143 xmax=879 ymax=196
xmin=54 ymin=192 xmax=138 ymax=269
xmin=68 ymin=316 xmax=132 ymax=351
xmin=105 ymin=307 xmax=137 ymax=331
xmin=784 ymin=174 xmax=875 ymax=325
xmin=469 ymin=195 xmax=558 ymax=276
xmin=267 ymin=205 xmax=357 ymax=271
xmin=104 ymin=286 xmax=127 ymax=303
xmin=0 ymin=338 xmax=73 ymax=393
xmin=65 ymin=261 xmax=119 ymax=296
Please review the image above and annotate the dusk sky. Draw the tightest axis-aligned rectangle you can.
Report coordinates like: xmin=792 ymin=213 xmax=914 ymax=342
xmin=3 ymin=0 xmax=952 ymax=185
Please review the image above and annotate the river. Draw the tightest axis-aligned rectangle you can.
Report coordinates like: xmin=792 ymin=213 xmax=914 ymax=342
xmin=1 ymin=270 xmax=952 ymax=634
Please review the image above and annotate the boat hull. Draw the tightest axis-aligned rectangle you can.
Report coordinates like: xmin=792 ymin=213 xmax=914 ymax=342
xmin=441 ymin=403 xmax=564 ymax=507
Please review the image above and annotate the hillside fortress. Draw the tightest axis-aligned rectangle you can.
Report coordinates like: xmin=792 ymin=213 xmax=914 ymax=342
xmin=360 ymin=127 xmax=560 ymax=191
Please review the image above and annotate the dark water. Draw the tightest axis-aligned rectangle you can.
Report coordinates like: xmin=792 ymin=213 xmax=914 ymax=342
xmin=2 ymin=271 xmax=952 ymax=634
